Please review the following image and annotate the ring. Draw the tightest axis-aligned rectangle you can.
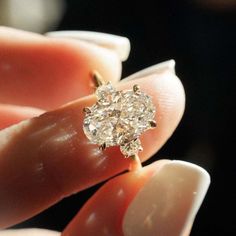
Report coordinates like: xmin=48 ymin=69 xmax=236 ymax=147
xmin=83 ymin=72 xmax=156 ymax=164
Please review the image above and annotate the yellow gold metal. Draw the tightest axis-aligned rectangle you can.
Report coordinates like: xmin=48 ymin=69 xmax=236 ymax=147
xmin=92 ymin=71 xmax=105 ymax=87
xmin=138 ymin=146 xmax=143 ymax=151
xmin=83 ymin=107 xmax=91 ymax=114
xmin=129 ymin=154 xmax=142 ymax=171
xmin=133 ymin=84 xmax=140 ymax=93
xmin=99 ymin=143 xmax=106 ymax=151
xmin=149 ymin=120 xmax=157 ymax=128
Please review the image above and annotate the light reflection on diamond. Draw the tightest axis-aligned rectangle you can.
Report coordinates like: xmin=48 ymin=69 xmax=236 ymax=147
xmin=83 ymin=83 xmax=156 ymax=157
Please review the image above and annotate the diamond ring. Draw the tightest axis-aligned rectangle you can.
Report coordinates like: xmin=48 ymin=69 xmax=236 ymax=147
xmin=83 ymin=72 xmax=156 ymax=166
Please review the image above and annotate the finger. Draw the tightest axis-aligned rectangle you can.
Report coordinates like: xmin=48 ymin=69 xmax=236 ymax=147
xmin=46 ymin=30 xmax=131 ymax=62
xmin=63 ymin=160 xmax=210 ymax=236
xmin=0 ymin=27 xmax=124 ymax=110
xmin=0 ymin=104 xmax=44 ymax=130
xmin=0 ymin=229 xmax=60 ymax=236
xmin=0 ymin=63 xmax=185 ymax=228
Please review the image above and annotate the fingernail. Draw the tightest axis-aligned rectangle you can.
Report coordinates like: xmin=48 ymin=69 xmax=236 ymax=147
xmin=0 ymin=229 xmax=60 ymax=236
xmin=45 ymin=31 xmax=130 ymax=61
xmin=122 ymin=160 xmax=210 ymax=236
xmin=122 ymin=59 xmax=176 ymax=82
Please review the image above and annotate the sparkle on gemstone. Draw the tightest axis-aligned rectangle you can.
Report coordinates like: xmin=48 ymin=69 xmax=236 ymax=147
xmin=120 ymin=138 xmax=142 ymax=157
xmin=83 ymin=83 xmax=156 ymax=157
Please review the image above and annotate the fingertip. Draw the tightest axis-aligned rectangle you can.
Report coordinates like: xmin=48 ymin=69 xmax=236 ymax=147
xmin=46 ymin=30 xmax=131 ymax=62
xmin=62 ymin=160 xmax=169 ymax=236
xmin=63 ymin=160 xmax=209 ymax=236
xmin=0 ymin=27 xmax=122 ymax=109
xmin=123 ymin=160 xmax=210 ymax=236
xmin=119 ymin=69 xmax=185 ymax=161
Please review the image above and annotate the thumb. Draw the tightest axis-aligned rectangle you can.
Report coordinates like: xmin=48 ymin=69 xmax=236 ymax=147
xmin=63 ymin=160 xmax=210 ymax=236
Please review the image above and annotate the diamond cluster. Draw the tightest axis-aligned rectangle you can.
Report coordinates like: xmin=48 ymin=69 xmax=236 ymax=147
xmin=83 ymin=82 xmax=156 ymax=158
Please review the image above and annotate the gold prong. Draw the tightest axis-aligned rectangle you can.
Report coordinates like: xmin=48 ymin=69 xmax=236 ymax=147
xmin=83 ymin=107 xmax=91 ymax=114
xmin=133 ymin=84 xmax=140 ymax=93
xmin=129 ymin=154 xmax=136 ymax=160
xmin=92 ymin=71 xmax=105 ymax=87
xmin=139 ymin=146 xmax=143 ymax=151
xmin=149 ymin=120 xmax=157 ymax=128
xmin=128 ymin=154 xmax=142 ymax=171
xmin=99 ymin=143 xmax=106 ymax=151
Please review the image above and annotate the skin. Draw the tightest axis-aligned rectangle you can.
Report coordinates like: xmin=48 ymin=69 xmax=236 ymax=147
xmin=0 ymin=27 xmax=186 ymax=235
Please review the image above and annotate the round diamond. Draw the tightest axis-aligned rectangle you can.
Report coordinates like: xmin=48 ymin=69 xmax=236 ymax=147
xmin=95 ymin=82 xmax=116 ymax=105
xmin=120 ymin=139 xmax=142 ymax=157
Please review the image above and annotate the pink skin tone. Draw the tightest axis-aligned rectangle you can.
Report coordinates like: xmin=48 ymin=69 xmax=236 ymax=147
xmin=0 ymin=104 xmax=44 ymax=129
xmin=0 ymin=27 xmax=209 ymax=236
xmin=62 ymin=160 xmax=169 ymax=236
xmin=0 ymin=27 xmax=121 ymax=110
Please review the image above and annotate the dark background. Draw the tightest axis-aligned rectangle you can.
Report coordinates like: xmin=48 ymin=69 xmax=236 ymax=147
xmin=15 ymin=0 xmax=236 ymax=235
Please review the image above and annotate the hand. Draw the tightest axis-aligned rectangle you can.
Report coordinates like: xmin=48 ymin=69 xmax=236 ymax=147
xmin=0 ymin=27 xmax=210 ymax=236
